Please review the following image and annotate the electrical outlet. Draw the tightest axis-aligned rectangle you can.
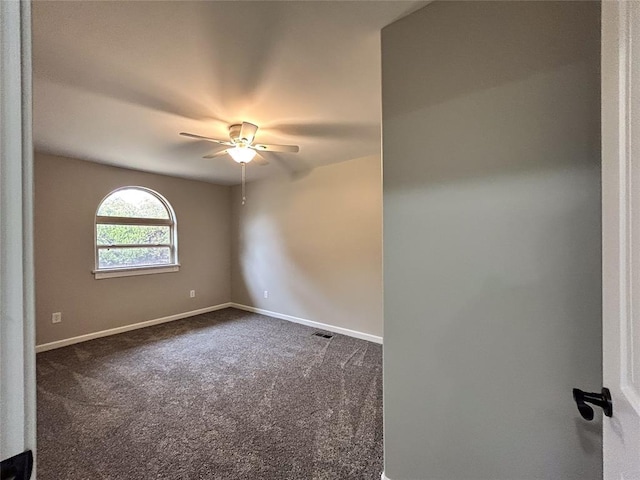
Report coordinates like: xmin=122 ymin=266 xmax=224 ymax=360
xmin=52 ymin=312 xmax=62 ymax=324
xmin=263 ymin=290 xmax=269 ymax=299
xmin=190 ymin=290 xmax=196 ymax=298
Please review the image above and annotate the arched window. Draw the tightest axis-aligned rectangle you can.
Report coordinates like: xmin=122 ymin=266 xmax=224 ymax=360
xmin=94 ymin=187 xmax=178 ymax=279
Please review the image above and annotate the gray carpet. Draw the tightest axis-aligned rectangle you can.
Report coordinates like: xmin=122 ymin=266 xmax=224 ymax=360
xmin=37 ymin=308 xmax=383 ymax=479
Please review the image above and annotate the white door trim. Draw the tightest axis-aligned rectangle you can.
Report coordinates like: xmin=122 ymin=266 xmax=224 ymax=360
xmin=0 ymin=0 xmax=36 ymax=468
xmin=602 ymin=1 xmax=640 ymax=477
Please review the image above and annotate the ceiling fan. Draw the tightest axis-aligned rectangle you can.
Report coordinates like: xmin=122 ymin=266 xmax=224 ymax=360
xmin=180 ymin=122 xmax=300 ymax=205
xmin=180 ymin=121 xmax=299 ymax=164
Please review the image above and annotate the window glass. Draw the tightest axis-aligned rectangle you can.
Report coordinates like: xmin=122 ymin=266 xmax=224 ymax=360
xmin=96 ymin=225 xmax=171 ymax=246
xmin=97 ymin=188 xmax=169 ymax=219
xmin=98 ymin=246 xmax=172 ymax=269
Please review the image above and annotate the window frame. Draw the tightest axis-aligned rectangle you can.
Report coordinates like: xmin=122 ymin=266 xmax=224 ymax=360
xmin=93 ymin=186 xmax=179 ymax=279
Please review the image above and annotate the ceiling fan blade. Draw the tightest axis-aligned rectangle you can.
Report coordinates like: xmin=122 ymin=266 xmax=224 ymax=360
xmin=253 ymin=153 xmax=269 ymax=166
xmin=180 ymin=132 xmax=233 ymax=146
xmin=203 ymin=149 xmax=230 ymax=159
xmin=252 ymin=143 xmax=300 ymax=153
xmin=239 ymin=122 xmax=259 ymax=143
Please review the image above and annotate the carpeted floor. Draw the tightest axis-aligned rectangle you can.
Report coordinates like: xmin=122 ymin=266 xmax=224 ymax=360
xmin=36 ymin=308 xmax=383 ymax=479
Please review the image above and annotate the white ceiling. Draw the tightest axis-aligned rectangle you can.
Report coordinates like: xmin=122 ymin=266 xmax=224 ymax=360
xmin=32 ymin=1 xmax=426 ymax=185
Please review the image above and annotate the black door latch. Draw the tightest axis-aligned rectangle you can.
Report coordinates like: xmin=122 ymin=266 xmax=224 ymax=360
xmin=0 ymin=450 xmax=33 ymax=480
xmin=573 ymin=387 xmax=613 ymax=420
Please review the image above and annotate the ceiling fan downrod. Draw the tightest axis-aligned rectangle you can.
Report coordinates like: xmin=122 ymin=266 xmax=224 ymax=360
xmin=241 ymin=162 xmax=246 ymax=206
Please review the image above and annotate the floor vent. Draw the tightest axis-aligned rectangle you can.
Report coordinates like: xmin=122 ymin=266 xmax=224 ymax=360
xmin=312 ymin=332 xmax=334 ymax=339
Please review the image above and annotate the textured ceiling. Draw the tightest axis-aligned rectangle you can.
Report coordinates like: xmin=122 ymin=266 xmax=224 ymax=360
xmin=32 ymin=1 xmax=426 ymax=185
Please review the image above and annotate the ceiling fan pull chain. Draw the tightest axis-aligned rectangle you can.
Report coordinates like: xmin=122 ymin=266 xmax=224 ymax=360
xmin=241 ymin=162 xmax=246 ymax=206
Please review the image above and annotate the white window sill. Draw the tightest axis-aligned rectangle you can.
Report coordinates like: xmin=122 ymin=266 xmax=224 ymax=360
xmin=93 ymin=264 xmax=180 ymax=279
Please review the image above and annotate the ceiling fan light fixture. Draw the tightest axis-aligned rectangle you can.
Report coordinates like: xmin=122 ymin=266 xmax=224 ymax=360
xmin=228 ymin=145 xmax=256 ymax=164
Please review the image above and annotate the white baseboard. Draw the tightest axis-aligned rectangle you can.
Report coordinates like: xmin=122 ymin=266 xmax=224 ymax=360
xmin=35 ymin=303 xmax=233 ymax=353
xmin=229 ymin=303 xmax=383 ymax=344
xmin=36 ymin=302 xmax=383 ymax=352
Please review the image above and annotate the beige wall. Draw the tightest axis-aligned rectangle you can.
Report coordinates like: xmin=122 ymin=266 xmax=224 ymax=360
xmin=35 ymin=153 xmax=231 ymax=345
xmin=382 ymin=2 xmax=601 ymax=479
xmin=230 ymin=155 xmax=383 ymax=338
